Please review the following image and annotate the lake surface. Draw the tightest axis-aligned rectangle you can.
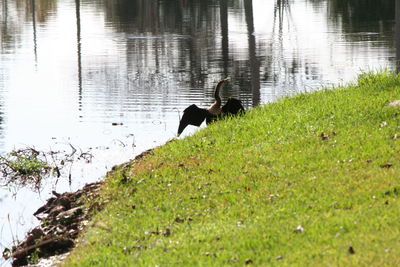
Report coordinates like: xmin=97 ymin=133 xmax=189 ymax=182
xmin=0 ymin=0 xmax=396 ymax=265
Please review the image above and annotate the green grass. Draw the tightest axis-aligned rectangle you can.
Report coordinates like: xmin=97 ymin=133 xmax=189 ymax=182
xmin=65 ymin=71 xmax=400 ymax=266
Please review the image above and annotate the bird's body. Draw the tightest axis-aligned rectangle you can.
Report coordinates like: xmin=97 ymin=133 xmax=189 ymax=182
xmin=177 ymin=78 xmax=244 ymax=135
xmin=206 ymin=102 xmax=221 ymax=116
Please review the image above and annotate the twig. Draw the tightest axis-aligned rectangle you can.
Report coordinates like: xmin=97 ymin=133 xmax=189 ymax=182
xmin=112 ymin=139 xmax=126 ymax=147
xmin=48 ymin=148 xmax=61 ymax=178
xmin=7 ymin=214 xmax=16 ymax=247
xmin=69 ymin=143 xmax=77 ymax=157
xmin=68 ymin=162 xmax=73 ymax=187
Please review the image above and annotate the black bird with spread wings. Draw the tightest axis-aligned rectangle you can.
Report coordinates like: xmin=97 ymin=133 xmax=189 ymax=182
xmin=177 ymin=78 xmax=244 ymax=135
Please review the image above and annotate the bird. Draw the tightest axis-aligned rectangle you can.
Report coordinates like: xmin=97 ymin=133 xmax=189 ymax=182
xmin=177 ymin=77 xmax=244 ymax=135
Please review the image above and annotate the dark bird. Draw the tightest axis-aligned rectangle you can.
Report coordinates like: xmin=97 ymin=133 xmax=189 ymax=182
xmin=177 ymin=78 xmax=244 ymax=135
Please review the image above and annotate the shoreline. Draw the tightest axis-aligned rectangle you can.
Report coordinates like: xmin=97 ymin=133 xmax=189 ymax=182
xmin=5 ymin=71 xmax=400 ymax=266
xmin=4 ymin=182 xmax=102 ymax=266
xmin=3 ymin=148 xmax=155 ymax=266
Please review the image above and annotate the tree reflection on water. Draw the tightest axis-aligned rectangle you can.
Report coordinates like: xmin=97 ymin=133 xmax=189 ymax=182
xmin=1 ymin=0 xmax=397 ymax=107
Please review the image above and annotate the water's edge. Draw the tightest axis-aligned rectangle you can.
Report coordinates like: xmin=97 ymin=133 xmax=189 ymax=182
xmin=4 ymin=147 xmax=156 ymax=266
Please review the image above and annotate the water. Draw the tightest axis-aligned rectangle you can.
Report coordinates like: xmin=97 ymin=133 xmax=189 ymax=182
xmin=0 ymin=0 xmax=396 ymax=265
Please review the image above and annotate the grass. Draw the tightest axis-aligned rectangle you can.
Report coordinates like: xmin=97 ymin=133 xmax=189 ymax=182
xmin=65 ymin=71 xmax=400 ymax=266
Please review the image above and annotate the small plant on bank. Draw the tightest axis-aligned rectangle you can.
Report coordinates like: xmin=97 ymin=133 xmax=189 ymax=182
xmin=0 ymin=148 xmax=53 ymax=190
xmin=0 ymin=145 xmax=95 ymax=191
xmin=0 ymin=148 xmax=50 ymax=187
xmin=27 ymin=249 xmax=40 ymax=265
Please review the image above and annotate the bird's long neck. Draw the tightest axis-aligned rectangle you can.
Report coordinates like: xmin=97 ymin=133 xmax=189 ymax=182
xmin=214 ymin=79 xmax=225 ymax=106
xmin=208 ymin=78 xmax=229 ymax=115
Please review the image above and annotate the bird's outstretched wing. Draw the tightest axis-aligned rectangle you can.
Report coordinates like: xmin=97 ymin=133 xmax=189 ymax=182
xmin=178 ymin=104 xmax=209 ymax=135
xmin=221 ymin=98 xmax=245 ymax=115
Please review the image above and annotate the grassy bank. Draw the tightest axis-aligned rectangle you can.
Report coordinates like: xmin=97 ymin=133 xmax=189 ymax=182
xmin=65 ymin=71 xmax=400 ymax=266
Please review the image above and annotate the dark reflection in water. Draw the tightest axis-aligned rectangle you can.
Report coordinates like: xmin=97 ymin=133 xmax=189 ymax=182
xmin=75 ymin=0 xmax=83 ymax=101
xmin=97 ymin=0 xmax=266 ymax=104
xmin=244 ymin=0 xmax=260 ymax=106
xmin=327 ymin=0 xmax=394 ymax=32
xmin=0 ymin=0 xmax=398 ymax=264
xmin=31 ymin=0 xmax=38 ymax=64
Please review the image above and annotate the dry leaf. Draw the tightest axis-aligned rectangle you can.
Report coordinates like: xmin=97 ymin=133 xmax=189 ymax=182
xmin=245 ymin=259 xmax=253 ymax=265
xmin=389 ymin=100 xmax=400 ymax=107
xmin=380 ymin=163 xmax=393 ymax=168
xmin=320 ymin=132 xmax=329 ymax=140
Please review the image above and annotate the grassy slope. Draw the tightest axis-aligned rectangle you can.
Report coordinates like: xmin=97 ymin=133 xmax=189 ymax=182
xmin=65 ymin=71 xmax=400 ymax=266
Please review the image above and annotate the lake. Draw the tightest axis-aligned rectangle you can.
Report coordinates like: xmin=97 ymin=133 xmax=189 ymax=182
xmin=0 ymin=0 xmax=396 ymax=265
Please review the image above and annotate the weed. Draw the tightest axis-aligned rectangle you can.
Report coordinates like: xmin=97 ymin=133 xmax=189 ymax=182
xmin=0 ymin=148 xmax=51 ymax=189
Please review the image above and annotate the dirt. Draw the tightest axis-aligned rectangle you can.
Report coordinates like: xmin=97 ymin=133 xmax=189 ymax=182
xmin=2 ymin=182 xmax=103 ymax=266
